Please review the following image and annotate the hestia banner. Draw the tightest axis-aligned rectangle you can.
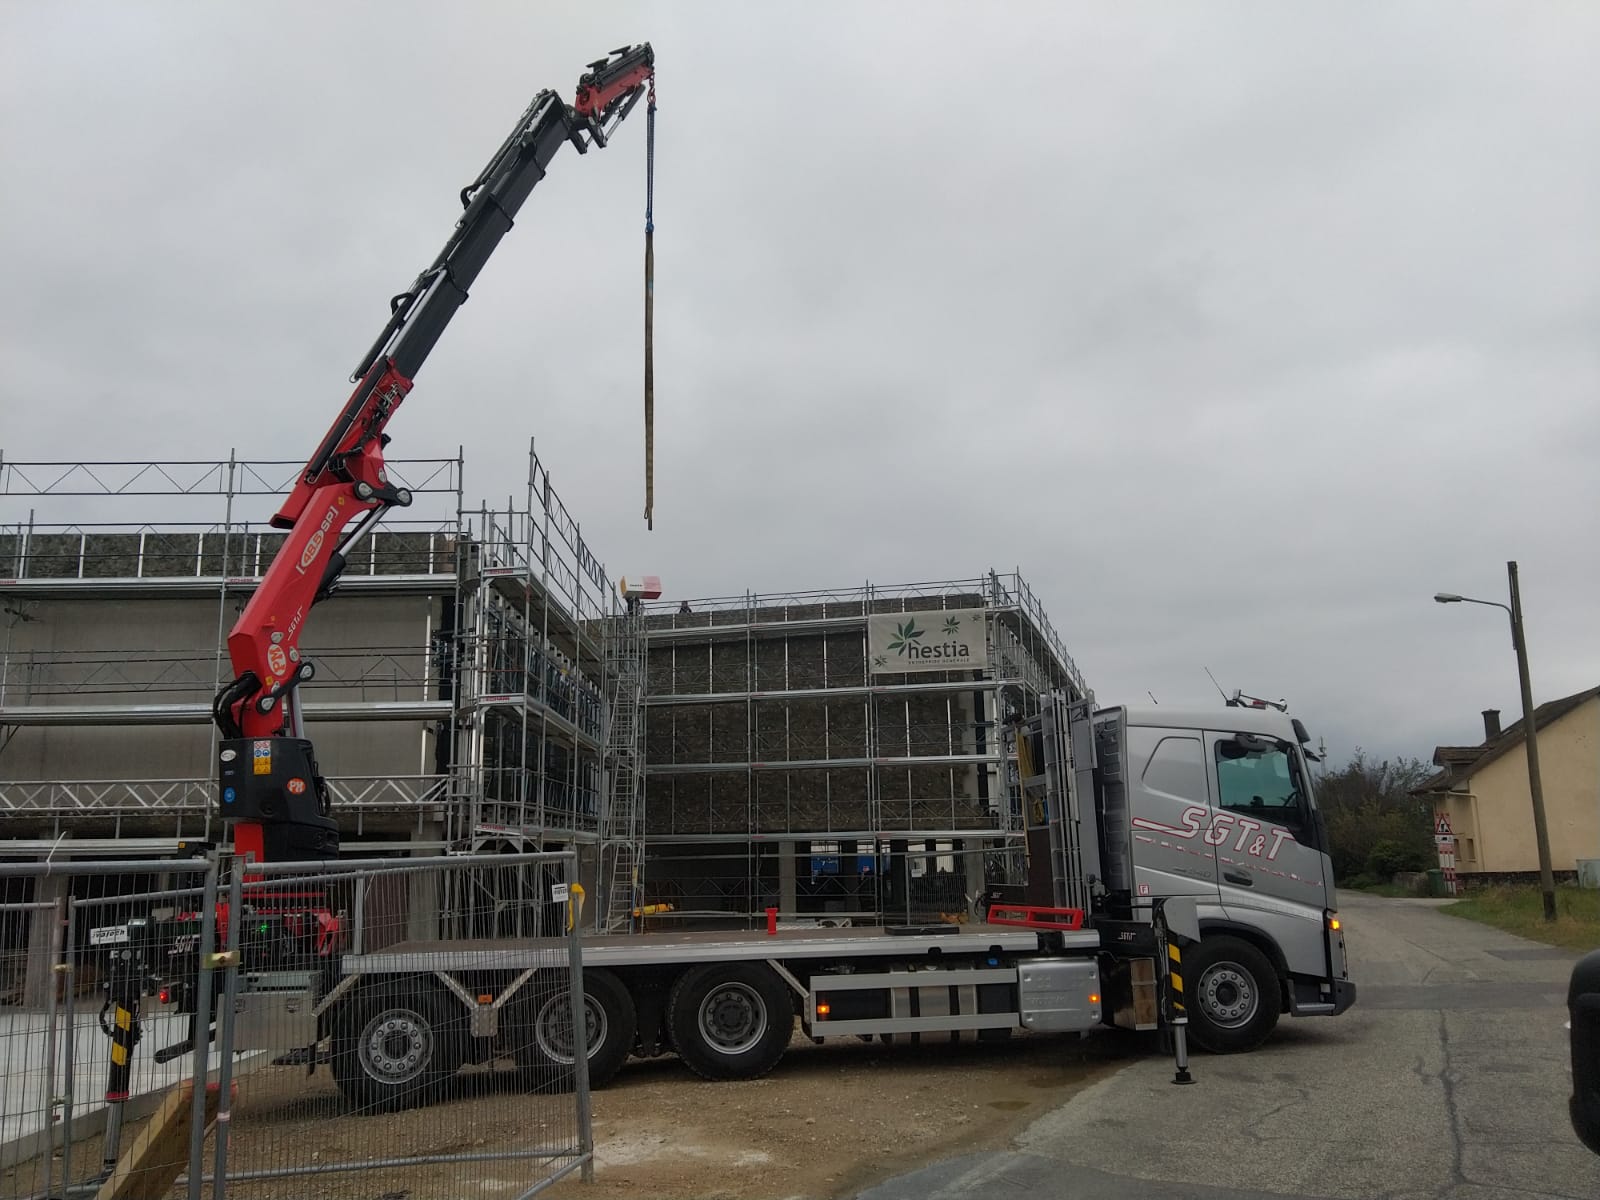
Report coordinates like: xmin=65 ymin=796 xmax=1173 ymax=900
xmin=867 ymin=609 xmax=987 ymax=674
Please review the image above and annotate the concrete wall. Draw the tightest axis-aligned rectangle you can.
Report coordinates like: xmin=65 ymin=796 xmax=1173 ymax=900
xmin=0 ymin=721 xmax=432 ymax=784
xmin=1442 ymin=696 xmax=1600 ymax=873
xmin=5 ymin=596 xmax=221 ymax=705
xmin=2 ymin=592 xmax=442 ymax=797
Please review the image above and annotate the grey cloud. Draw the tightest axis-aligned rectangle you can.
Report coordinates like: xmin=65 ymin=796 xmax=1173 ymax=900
xmin=3 ymin=1 xmax=1597 ymax=766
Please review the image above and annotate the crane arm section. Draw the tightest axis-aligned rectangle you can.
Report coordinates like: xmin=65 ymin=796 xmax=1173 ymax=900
xmin=212 ymin=44 xmax=654 ymax=865
xmin=274 ymin=42 xmax=656 ymax=531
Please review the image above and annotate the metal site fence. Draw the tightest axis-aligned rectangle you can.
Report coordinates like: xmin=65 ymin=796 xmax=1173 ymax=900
xmin=1 ymin=898 xmax=69 ymax=1196
xmin=1 ymin=857 xmax=219 ymax=1200
xmin=0 ymin=852 xmax=592 ymax=1200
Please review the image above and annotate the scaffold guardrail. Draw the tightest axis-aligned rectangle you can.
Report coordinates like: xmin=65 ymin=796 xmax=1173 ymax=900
xmin=0 ymin=775 xmax=451 ymax=815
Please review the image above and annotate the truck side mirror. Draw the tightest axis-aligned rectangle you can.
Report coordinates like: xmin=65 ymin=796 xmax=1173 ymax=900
xmin=1572 ymin=948 xmax=1600 ymax=1155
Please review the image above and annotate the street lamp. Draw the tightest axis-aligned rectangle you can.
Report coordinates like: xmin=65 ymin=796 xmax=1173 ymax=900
xmin=1434 ymin=561 xmax=1558 ymax=921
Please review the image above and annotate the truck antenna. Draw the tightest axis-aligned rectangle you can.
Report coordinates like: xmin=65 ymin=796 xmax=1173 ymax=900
xmin=1205 ymin=666 xmax=1288 ymax=712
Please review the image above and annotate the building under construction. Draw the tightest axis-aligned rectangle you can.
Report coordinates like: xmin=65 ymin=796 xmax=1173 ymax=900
xmin=0 ymin=450 xmax=1085 ymax=928
xmin=638 ymin=577 xmax=1083 ymax=922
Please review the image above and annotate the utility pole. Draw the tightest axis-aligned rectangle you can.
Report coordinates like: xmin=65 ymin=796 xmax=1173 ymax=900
xmin=1434 ymin=562 xmax=1558 ymax=921
xmin=1507 ymin=562 xmax=1558 ymax=922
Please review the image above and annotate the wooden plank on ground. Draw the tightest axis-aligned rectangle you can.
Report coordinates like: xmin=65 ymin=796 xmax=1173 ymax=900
xmin=95 ymin=1080 xmax=225 ymax=1200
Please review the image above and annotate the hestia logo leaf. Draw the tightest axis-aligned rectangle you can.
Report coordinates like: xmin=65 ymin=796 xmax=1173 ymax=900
xmin=887 ymin=619 xmax=924 ymax=657
xmin=942 ymin=616 xmax=961 ymax=636
xmin=872 ymin=654 xmax=889 ymax=669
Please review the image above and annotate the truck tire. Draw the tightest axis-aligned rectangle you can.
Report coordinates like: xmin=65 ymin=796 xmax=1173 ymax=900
xmin=333 ymin=981 xmax=465 ymax=1113
xmin=513 ymin=968 xmax=636 ymax=1092
xmin=1185 ymin=936 xmax=1280 ymax=1053
xmin=667 ymin=961 xmax=793 ymax=1081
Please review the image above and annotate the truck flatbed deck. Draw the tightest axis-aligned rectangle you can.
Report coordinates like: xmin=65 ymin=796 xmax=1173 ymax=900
xmin=343 ymin=922 xmax=1100 ymax=974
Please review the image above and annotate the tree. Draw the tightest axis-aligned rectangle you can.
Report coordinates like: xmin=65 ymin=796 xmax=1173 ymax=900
xmin=1313 ymin=750 xmax=1436 ymax=882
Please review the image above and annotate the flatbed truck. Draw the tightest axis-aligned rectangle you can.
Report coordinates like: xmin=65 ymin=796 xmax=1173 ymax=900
xmin=125 ymin=695 xmax=1353 ymax=1111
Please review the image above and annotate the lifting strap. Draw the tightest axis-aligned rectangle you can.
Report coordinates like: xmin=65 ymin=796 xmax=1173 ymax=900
xmin=643 ymin=77 xmax=656 ymax=530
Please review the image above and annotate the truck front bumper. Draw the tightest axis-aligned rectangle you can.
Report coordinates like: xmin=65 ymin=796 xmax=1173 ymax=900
xmin=1331 ymin=977 xmax=1358 ymax=1015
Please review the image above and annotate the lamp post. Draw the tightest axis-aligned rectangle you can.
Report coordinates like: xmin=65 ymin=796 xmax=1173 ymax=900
xmin=1434 ymin=560 xmax=1558 ymax=921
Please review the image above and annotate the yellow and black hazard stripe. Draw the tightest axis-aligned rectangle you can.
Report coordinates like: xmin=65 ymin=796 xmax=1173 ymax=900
xmin=107 ymin=1001 xmax=136 ymax=1100
xmin=1166 ymin=937 xmax=1197 ymax=1084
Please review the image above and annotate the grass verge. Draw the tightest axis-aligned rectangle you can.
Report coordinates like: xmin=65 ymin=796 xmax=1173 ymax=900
xmin=1442 ymin=885 xmax=1600 ymax=952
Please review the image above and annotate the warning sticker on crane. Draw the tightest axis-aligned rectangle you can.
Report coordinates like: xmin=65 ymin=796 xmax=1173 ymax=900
xmin=253 ymin=740 xmax=272 ymax=776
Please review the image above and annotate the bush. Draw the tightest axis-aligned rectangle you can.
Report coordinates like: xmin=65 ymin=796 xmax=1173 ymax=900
xmin=1317 ymin=750 xmax=1436 ymax=883
xmin=1367 ymin=839 xmax=1430 ymax=879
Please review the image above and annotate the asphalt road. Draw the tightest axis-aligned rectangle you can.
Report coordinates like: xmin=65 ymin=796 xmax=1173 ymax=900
xmin=859 ymin=891 xmax=1600 ymax=1200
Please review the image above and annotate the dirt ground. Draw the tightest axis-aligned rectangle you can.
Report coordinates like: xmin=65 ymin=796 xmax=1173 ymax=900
xmin=6 ymin=1030 xmax=1139 ymax=1200
xmin=545 ymin=1030 xmax=1135 ymax=1200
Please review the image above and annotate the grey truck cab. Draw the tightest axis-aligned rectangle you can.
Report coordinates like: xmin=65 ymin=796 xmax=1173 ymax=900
xmin=1093 ymin=703 xmax=1356 ymax=1050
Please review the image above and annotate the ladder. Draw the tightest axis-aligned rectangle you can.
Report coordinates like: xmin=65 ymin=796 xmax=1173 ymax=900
xmin=600 ymin=599 xmax=647 ymax=930
xmin=1015 ymin=692 xmax=1101 ymax=912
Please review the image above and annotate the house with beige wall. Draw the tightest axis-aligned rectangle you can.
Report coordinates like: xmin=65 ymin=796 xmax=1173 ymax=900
xmin=1414 ymin=687 xmax=1600 ymax=878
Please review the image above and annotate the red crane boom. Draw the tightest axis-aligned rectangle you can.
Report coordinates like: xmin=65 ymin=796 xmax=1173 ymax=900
xmin=212 ymin=45 xmax=655 ymax=866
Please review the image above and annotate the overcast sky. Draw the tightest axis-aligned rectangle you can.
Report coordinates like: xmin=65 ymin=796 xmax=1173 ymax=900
xmin=3 ymin=2 xmax=1597 ymax=766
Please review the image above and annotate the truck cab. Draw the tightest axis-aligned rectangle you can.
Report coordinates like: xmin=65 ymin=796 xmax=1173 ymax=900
xmin=1011 ymin=696 xmax=1356 ymax=1052
xmin=1098 ymin=705 xmax=1354 ymax=1047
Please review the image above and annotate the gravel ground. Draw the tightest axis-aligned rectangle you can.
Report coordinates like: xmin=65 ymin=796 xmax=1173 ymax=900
xmin=4 ymin=1029 xmax=1137 ymax=1200
xmin=546 ymin=1029 xmax=1135 ymax=1200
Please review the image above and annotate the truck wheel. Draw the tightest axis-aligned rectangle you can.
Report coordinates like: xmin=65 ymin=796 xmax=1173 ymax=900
xmin=514 ymin=969 xmax=636 ymax=1092
xmin=668 ymin=962 xmax=793 ymax=1081
xmin=1184 ymin=936 xmax=1280 ymax=1053
xmin=333 ymin=982 xmax=465 ymax=1113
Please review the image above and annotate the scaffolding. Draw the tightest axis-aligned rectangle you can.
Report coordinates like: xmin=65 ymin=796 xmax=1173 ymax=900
xmin=455 ymin=447 xmax=615 ymax=835
xmin=1 ymin=451 xmax=1090 ymax=932
xmin=0 ymin=454 xmax=463 ymax=850
xmin=0 ymin=449 xmax=644 ymax=919
xmin=599 ymin=599 xmax=647 ymax=930
xmin=636 ymin=572 xmax=1084 ymax=925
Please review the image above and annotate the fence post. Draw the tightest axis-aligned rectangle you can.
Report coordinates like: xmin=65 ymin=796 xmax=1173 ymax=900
xmin=41 ymin=892 xmax=67 ymax=1200
xmin=61 ymin=898 xmax=79 ymax=1190
xmin=209 ymin=859 xmax=246 ymax=1200
xmin=565 ymin=852 xmax=594 ymax=1184
xmin=186 ymin=856 xmax=221 ymax=1200
xmin=353 ymin=874 xmax=367 ymax=954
